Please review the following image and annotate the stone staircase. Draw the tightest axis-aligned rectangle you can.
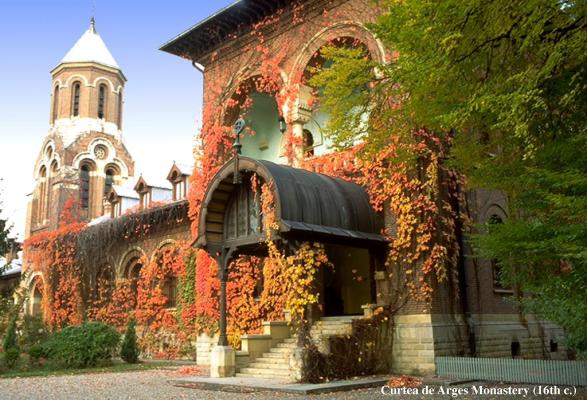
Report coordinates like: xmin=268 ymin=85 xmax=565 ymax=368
xmin=236 ymin=316 xmax=361 ymax=380
xmin=236 ymin=337 xmax=297 ymax=379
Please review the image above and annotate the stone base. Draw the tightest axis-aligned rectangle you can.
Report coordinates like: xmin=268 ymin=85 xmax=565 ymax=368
xmin=210 ymin=345 xmax=236 ymax=378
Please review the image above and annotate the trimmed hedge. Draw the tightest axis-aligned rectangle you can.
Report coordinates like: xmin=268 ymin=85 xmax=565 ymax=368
xmin=42 ymin=322 xmax=120 ymax=368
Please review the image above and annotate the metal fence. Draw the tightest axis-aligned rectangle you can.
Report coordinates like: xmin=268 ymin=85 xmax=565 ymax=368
xmin=436 ymin=357 xmax=587 ymax=386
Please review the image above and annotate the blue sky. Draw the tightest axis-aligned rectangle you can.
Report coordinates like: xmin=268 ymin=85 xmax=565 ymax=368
xmin=0 ymin=0 xmax=234 ymax=239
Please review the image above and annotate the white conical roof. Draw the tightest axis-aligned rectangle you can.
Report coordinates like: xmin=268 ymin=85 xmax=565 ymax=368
xmin=60 ymin=18 xmax=120 ymax=69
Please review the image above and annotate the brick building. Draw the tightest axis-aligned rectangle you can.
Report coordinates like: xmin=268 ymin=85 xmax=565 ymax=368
xmin=160 ymin=0 xmax=566 ymax=378
xmin=23 ymin=1 xmax=566 ymax=381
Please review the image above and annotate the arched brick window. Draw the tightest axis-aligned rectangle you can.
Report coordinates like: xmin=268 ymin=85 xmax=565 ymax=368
xmin=98 ymin=84 xmax=107 ymax=119
xmin=117 ymin=89 xmax=123 ymax=127
xmin=52 ymin=85 xmax=60 ymax=122
xmin=72 ymin=81 xmax=81 ymax=116
xmin=80 ymin=164 xmax=92 ymax=209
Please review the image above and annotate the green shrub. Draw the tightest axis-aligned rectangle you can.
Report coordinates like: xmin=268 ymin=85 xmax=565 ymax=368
xmin=20 ymin=315 xmax=48 ymax=350
xmin=43 ymin=322 xmax=120 ymax=369
xmin=2 ymin=314 xmax=20 ymax=368
xmin=2 ymin=314 xmax=19 ymax=353
xmin=3 ymin=347 xmax=20 ymax=368
xmin=120 ymin=318 xmax=139 ymax=364
xmin=28 ymin=343 xmax=46 ymax=364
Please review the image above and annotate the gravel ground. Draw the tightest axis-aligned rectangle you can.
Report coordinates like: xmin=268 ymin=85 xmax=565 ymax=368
xmin=0 ymin=369 xmax=585 ymax=400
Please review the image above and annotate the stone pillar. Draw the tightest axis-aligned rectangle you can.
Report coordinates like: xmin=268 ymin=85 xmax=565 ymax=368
xmin=210 ymin=345 xmax=236 ymax=378
xmin=209 ymin=248 xmax=236 ymax=377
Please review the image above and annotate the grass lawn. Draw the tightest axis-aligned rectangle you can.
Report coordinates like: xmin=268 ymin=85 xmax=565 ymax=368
xmin=0 ymin=357 xmax=175 ymax=379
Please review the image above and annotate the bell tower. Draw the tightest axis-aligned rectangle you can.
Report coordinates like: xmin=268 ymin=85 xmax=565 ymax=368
xmin=26 ymin=18 xmax=135 ymax=238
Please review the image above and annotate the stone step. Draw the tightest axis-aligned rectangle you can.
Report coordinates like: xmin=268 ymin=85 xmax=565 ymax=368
xmin=238 ymin=367 xmax=291 ymax=377
xmin=253 ymin=356 xmax=290 ymax=365
xmin=320 ymin=316 xmax=362 ymax=321
xmin=269 ymin=347 xmax=293 ymax=354
xmin=248 ymin=361 xmax=290 ymax=370
xmin=263 ymin=352 xmax=289 ymax=359
xmin=276 ymin=342 xmax=297 ymax=348
xmin=235 ymin=373 xmax=292 ymax=381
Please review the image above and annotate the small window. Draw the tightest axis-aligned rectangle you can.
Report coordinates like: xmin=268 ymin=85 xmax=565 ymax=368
xmin=38 ymin=166 xmax=48 ymax=224
xmin=80 ymin=164 xmax=91 ymax=209
xmin=224 ymin=183 xmax=261 ymax=240
xmin=163 ymin=277 xmax=177 ymax=308
xmin=32 ymin=283 xmax=43 ymax=317
xmin=104 ymin=168 xmax=115 ymax=195
xmin=549 ymin=339 xmax=558 ymax=353
xmin=511 ymin=340 xmax=521 ymax=358
xmin=52 ymin=86 xmax=60 ymax=122
xmin=117 ymin=90 xmax=123 ymax=127
xmin=128 ymin=261 xmax=143 ymax=299
xmin=98 ymin=84 xmax=107 ymax=119
xmin=72 ymin=82 xmax=81 ymax=116
xmin=303 ymin=129 xmax=315 ymax=157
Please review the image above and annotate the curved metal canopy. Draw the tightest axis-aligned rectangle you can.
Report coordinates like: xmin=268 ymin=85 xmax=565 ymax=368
xmin=195 ymin=157 xmax=385 ymax=250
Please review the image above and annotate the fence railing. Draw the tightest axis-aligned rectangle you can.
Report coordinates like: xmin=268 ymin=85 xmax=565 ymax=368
xmin=436 ymin=357 xmax=587 ymax=386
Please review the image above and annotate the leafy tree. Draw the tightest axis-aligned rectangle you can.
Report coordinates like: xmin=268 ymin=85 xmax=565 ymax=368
xmin=311 ymin=0 xmax=586 ymax=355
xmin=120 ymin=318 xmax=139 ymax=363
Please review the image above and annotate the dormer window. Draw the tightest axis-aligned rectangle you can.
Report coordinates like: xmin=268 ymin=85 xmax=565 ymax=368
xmin=72 ymin=82 xmax=81 ymax=116
xmin=98 ymin=84 xmax=107 ymax=119
xmin=170 ymin=171 xmax=187 ymax=200
xmin=137 ymin=183 xmax=149 ymax=209
xmin=167 ymin=164 xmax=192 ymax=201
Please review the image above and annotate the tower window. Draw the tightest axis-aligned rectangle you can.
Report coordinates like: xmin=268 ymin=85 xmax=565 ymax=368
xmin=117 ymin=90 xmax=123 ymax=128
xmin=98 ymin=84 xmax=107 ymax=119
xmin=80 ymin=164 xmax=91 ymax=209
xmin=52 ymin=85 xmax=60 ymax=122
xmin=38 ymin=166 xmax=48 ymax=224
xmin=72 ymin=82 xmax=81 ymax=117
xmin=104 ymin=168 xmax=115 ymax=196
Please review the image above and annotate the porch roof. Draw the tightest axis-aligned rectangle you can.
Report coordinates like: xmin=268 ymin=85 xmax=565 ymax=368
xmin=195 ymin=157 xmax=385 ymax=250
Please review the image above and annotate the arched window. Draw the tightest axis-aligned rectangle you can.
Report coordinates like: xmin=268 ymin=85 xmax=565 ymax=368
xmin=488 ymin=214 xmax=510 ymax=290
xmin=52 ymin=85 xmax=60 ymax=122
xmin=303 ymin=129 xmax=315 ymax=157
xmin=117 ymin=89 xmax=123 ymax=128
xmin=98 ymin=84 xmax=107 ymax=119
xmin=224 ymin=182 xmax=261 ymax=240
xmin=128 ymin=260 xmax=143 ymax=299
xmin=162 ymin=277 xmax=177 ymax=308
xmin=96 ymin=265 xmax=114 ymax=299
xmin=104 ymin=167 xmax=115 ymax=196
xmin=38 ymin=166 xmax=48 ymax=224
xmin=31 ymin=281 xmax=43 ymax=317
xmin=72 ymin=82 xmax=81 ymax=116
xmin=80 ymin=164 xmax=91 ymax=209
